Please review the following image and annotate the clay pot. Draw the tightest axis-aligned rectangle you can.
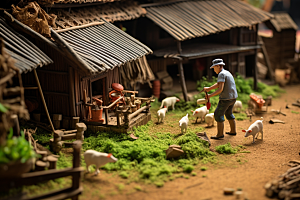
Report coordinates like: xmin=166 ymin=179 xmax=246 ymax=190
xmin=0 ymin=158 xmax=35 ymax=178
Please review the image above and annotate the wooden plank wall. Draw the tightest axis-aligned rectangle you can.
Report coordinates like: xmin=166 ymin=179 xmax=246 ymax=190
xmin=263 ymin=29 xmax=296 ymax=69
xmin=148 ymin=59 xmax=167 ymax=74
xmin=22 ymin=40 xmax=71 ymax=117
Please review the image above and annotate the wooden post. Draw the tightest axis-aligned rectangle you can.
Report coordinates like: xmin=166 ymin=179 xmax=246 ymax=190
xmin=176 ymin=41 xmax=188 ymax=102
xmin=11 ymin=114 xmax=20 ymax=136
xmin=72 ymin=140 xmax=81 ymax=200
xmin=105 ymin=108 xmax=108 ymax=125
xmin=116 ymin=112 xmax=120 ymax=127
xmin=76 ymin=123 xmax=86 ymax=141
xmin=53 ymin=114 xmax=62 ymax=130
xmin=47 ymin=155 xmax=58 ymax=170
xmin=69 ymin=67 xmax=76 ymax=117
xmin=253 ymin=49 xmax=258 ymax=90
xmin=71 ymin=117 xmax=80 ymax=130
xmin=33 ymin=69 xmax=55 ymax=133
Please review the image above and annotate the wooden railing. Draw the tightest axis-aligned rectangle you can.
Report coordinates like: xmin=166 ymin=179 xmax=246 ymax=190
xmin=0 ymin=141 xmax=84 ymax=200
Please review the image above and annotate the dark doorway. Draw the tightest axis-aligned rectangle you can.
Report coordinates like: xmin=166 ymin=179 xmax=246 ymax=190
xmin=245 ymin=54 xmax=255 ymax=77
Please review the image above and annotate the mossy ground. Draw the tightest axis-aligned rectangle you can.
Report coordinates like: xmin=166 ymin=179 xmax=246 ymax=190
xmin=5 ymin=76 xmax=285 ymax=198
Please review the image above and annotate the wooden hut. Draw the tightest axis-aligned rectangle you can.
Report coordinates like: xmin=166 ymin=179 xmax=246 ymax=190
xmin=261 ymin=12 xmax=298 ymax=70
xmin=135 ymin=0 xmax=273 ymax=101
xmin=2 ymin=0 xmax=154 ymax=131
xmin=0 ymin=16 xmax=55 ymax=131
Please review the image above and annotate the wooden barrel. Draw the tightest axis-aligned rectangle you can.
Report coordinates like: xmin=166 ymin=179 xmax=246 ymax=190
xmin=152 ymin=80 xmax=161 ymax=98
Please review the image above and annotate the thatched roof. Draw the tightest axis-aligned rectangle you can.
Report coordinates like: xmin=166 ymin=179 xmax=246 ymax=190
xmin=269 ymin=12 xmax=298 ymax=32
xmin=142 ymin=0 xmax=273 ymax=41
xmin=50 ymin=1 xmax=146 ymax=30
xmin=0 ymin=17 xmax=53 ymax=73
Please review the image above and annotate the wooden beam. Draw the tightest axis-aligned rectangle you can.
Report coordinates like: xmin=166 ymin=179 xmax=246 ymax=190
xmin=253 ymin=49 xmax=258 ymax=90
xmin=69 ymin=67 xmax=76 ymax=117
xmin=259 ymin=36 xmax=274 ymax=81
xmin=55 ymin=22 xmax=105 ymax=33
xmin=176 ymin=41 xmax=188 ymax=102
xmin=33 ymin=69 xmax=55 ymax=133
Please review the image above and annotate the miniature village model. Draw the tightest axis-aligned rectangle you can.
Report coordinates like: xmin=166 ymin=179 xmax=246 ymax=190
xmin=1 ymin=0 xmax=300 ymax=200
xmin=84 ymin=83 xmax=154 ymax=133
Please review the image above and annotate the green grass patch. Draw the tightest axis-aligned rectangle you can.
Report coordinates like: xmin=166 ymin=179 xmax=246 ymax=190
xmin=215 ymin=143 xmax=240 ymax=154
xmin=239 ymin=151 xmax=251 ymax=153
xmin=82 ymin=122 xmax=215 ymax=186
xmin=200 ymin=166 xmax=208 ymax=171
xmin=291 ymin=111 xmax=299 ymax=114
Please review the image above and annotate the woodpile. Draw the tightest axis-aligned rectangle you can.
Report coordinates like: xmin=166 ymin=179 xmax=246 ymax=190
xmin=0 ymin=39 xmax=29 ymax=145
xmin=265 ymin=160 xmax=300 ymax=199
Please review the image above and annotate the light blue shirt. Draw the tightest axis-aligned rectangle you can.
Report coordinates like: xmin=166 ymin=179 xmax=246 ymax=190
xmin=217 ymin=69 xmax=238 ymax=100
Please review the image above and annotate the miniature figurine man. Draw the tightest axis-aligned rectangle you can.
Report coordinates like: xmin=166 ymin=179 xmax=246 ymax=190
xmin=204 ymin=58 xmax=238 ymax=139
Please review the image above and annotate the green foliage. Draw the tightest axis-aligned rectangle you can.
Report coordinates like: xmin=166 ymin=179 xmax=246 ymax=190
xmin=0 ymin=129 xmax=37 ymax=164
xmin=291 ymin=111 xmax=299 ymax=114
xmin=235 ymin=112 xmax=248 ymax=121
xmin=182 ymin=165 xmax=194 ymax=173
xmin=119 ymin=171 xmax=129 ymax=179
xmin=200 ymin=166 xmax=208 ymax=171
xmin=56 ymin=152 xmax=72 ymax=169
xmin=0 ymin=103 xmax=8 ymax=113
xmin=215 ymin=143 xmax=238 ymax=154
xmin=82 ymin=122 xmax=215 ymax=185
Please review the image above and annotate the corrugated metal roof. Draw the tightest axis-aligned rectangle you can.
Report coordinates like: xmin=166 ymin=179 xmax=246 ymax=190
xmin=143 ymin=0 xmax=273 ymax=41
xmin=51 ymin=1 xmax=146 ymax=30
xmin=0 ymin=17 xmax=53 ymax=73
xmin=57 ymin=20 xmax=152 ymax=74
xmin=270 ymin=12 xmax=298 ymax=32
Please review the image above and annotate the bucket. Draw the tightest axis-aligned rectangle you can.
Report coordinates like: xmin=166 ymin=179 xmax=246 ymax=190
xmin=152 ymin=80 xmax=161 ymax=98
xmin=90 ymin=109 xmax=104 ymax=122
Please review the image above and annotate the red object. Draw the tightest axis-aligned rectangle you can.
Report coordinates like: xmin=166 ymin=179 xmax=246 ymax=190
xmin=205 ymin=92 xmax=211 ymax=110
xmin=250 ymin=94 xmax=265 ymax=109
xmin=112 ymin=83 xmax=124 ymax=92
xmin=90 ymin=109 xmax=104 ymax=123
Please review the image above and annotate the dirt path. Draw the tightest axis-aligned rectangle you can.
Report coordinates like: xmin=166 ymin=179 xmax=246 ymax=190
xmin=81 ymin=85 xmax=300 ymax=200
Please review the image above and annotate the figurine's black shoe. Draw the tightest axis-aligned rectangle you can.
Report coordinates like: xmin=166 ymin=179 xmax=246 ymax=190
xmin=225 ymin=132 xmax=236 ymax=136
xmin=210 ymin=135 xmax=224 ymax=139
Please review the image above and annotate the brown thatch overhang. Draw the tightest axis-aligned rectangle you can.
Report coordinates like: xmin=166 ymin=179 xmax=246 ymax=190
xmin=153 ymin=43 xmax=261 ymax=59
xmin=56 ymin=20 xmax=153 ymax=75
xmin=47 ymin=1 xmax=146 ymax=27
xmin=40 ymin=0 xmax=121 ymax=6
xmin=142 ymin=0 xmax=274 ymax=41
xmin=0 ymin=17 xmax=53 ymax=73
xmin=268 ymin=12 xmax=298 ymax=32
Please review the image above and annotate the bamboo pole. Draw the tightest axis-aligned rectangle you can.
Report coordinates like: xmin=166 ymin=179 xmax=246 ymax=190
xmin=55 ymin=22 xmax=105 ymax=33
xmin=33 ymin=69 xmax=55 ymax=133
